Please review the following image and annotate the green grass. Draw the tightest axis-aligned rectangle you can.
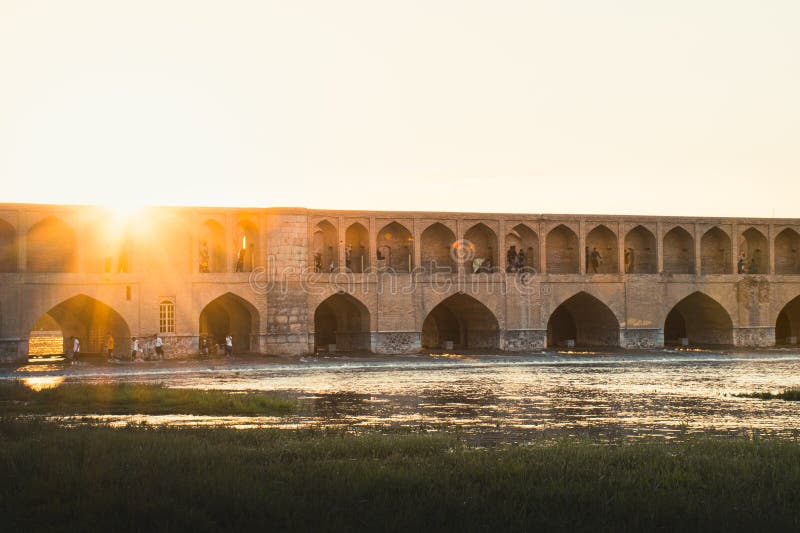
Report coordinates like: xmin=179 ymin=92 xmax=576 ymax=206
xmin=2 ymin=419 xmax=800 ymax=532
xmin=0 ymin=381 xmax=296 ymax=416
xmin=735 ymin=387 xmax=800 ymax=401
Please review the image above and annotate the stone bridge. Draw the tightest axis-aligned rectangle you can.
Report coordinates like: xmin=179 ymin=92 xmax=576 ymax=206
xmin=1 ymin=203 xmax=799 ymax=361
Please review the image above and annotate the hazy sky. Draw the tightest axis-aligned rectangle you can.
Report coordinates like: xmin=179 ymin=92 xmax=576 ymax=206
xmin=2 ymin=1 xmax=798 ymax=217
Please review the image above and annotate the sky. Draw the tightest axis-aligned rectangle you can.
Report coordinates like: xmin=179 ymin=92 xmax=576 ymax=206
xmin=1 ymin=1 xmax=799 ymax=217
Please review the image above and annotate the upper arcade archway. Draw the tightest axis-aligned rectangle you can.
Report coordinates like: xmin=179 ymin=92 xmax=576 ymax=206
xmin=199 ymin=292 xmax=260 ymax=354
xmin=546 ymin=225 xmax=579 ymax=274
xmin=421 ymin=293 xmax=499 ymax=350
xmin=624 ymin=225 xmax=656 ymax=274
xmin=739 ymin=228 xmax=768 ymax=274
xmin=420 ymin=223 xmax=456 ymax=274
xmin=28 ymin=294 xmax=131 ymax=357
xmin=234 ymin=220 xmax=259 ymax=272
xmin=701 ymin=227 xmax=732 ymax=274
xmin=464 ymin=223 xmax=497 ymax=273
xmin=775 ymin=228 xmax=800 ymax=275
xmin=546 ymin=292 xmax=619 ymax=348
xmin=312 ymin=220 xmax=338 ymax=273
xmin=345 ymin=223 xmax=369 ymax=273
xmin=663 ymin=226 xmax=694 ymax=274
xmin=200 ymin=219 xmax=226 ymax=273
xmin=586 ymin=225 xmax=618 ymax=274
xmin=505 ymin=224 xmax=538 ymax=272
xmin=0 ymin=218 xmax=17 ymax=272
xmin=377 ymin=222 xmax=413 ymax=272
xmin=664 ymin=292 xmax=733 ymax=346
xmin=314 ymin=293 xmax=371 ymax=352
xmin=27 ymin=216 xmax=76 ymax=273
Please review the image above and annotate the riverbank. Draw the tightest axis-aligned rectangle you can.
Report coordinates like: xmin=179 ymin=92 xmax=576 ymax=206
xmin=0 ymin=382 xmax=296 ymax=416
xmin=2 ymin=419 xmax=800 ymax=532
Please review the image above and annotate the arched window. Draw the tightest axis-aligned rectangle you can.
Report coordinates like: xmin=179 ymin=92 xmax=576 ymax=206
xmin=159 ymin=300 xmax=175 ymax=333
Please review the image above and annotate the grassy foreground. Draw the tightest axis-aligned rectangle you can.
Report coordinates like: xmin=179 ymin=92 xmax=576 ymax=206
xmin=2 ymin=419 xmax=800 ymax=532
xmin=736 ymin=387 xmax=800 ymax=401
xmin=0 ymin=382 xmax=296 ymax=416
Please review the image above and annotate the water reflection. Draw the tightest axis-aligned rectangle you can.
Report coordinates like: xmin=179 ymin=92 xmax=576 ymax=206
xmin=4 ymin=351 xmax=800 ymax=442
xmin=22 ymin=376 xmax=65 ymax=391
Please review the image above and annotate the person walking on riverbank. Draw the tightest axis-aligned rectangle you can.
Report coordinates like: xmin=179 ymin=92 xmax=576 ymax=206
xmin=131 ymin=337 xmax=140 ymax=361
xmin=225 ymin=334 xmax=233 ymax=357
xmin=155 ymin=334 xmax=164 ymax=358
xmin=71 ymin=336 xmax=80 ymax=364
xmin=105 ymin=333 xmax=114 ymax=360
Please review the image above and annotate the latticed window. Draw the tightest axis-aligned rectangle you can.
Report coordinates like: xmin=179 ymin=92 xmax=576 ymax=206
xmin=159 ymin=300 xmax=175 ymax=333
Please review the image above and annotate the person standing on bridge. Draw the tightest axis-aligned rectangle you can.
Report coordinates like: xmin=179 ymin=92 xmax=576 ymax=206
xmin=590 ymin=248 xmax=602 ymax=273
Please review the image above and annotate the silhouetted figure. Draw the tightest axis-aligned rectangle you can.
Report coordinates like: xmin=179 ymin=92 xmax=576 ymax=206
xmin=235 ymin=248 xmax=245 ymax=272
xmin=200 ymin=241 xmax=210 ymax=273
xmin=314 ymin=252 xmax=323 ymax=273
xmin=749 ymin=258 xmax=758 ymax=274
xmin=590 ymin=248 xmax=601 ymax=273
xmin=506 ymin=246 xmax=518 ymax=272
xmin=517 ymin=250 xmax=525 ymax=271
xmin=624 ymin=248 xmax=633 ymax=273
xmin=225 ymin=334 xmax=233 ymax=356
xmin=737 ymin=254 xmax=745 ymax=274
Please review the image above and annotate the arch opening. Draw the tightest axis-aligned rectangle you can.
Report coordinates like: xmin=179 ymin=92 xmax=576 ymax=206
xmin=421 ymin=294 xmax=499 ymax=350
xmin=421 ymin=223 xmax=456 ymax=274
xmin=624 ymin=225 xmax=656 ymax=274
xmin=27 ymin=216 xmax=77 ymax=273
xmin=738 ymin=228 xmax=768 ymax=274
xmin=776 ymin=296 xmax=800 ymax=345
xmin=28 ymin=295 xmax=131 ymax=358
xmin=377 ymin=222 xmax=413 ymax=272
xmin=505 ymin=224 xmax=539 ymax=272
xmin=663 ymin=292 xmax=733 ymax=346
xmin=701 ymin=227 xmax=732 ymax=274
xmin=199 ymin=220 xmax=226 ymax=273
xmin=775 ymin=228 xmax=800 ymax=275
xmin=663 ymin=226 xmax=695 ymax=274
xmin=311 ymin=220 xmax=338 ymax=273
xmin=199 ymin=293 xmax=259 ymax=354
xmin=234 ymin=220 xmax=259 ymax=272
xmin=0 ymin=219 xmax=17 ymax=272
xmin=586 ymin=225 xmax=618 ymax=273
xmin=546 ymin=225 xmax=579 ymax=274
xmin=314 ymin=294 xmax=371 ymax=353
xmin=546 ymin=292 xmax=619 ymax=348
xmin=463 ymin=223 xmax=497 ymax=273
xmin=345 ymin=223 xmax=369 ymax=273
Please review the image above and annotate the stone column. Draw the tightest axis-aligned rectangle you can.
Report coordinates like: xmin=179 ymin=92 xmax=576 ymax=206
xmin=538 ymin=221 xmax=546 ymax=274
xmin=731 ymin=223 xmax=739 ymax=275
xmin=412 ymin=218 xmax=421 ymax=270
xmin=368 ymin=217 xmax=377 ymax=272
xmin=656 ymin=221 xmax=664 ymax=273
xmin=338 ymin=217 xmax=346 ymax=271
xmin=579 ymin=219 xmax=586 ymax=274
xmin=191 ymin=212 xmax=200 ymax=274
xmin=769 ymin=223 xmax=776 ymax=274
xmin=498 ymin=219 xmax=506 ymax=273
xmin=456 ymin=218 xmax=465 ymax=275
xmin=617 ymin=220 xmax=625 ymax=274
xmin=225 ymin=212 xmax=233 ymax=273
xmin=693 ymin=224 xmax=702 ymax=275
xmin=17 ymin=211 xmax=27 ymax=272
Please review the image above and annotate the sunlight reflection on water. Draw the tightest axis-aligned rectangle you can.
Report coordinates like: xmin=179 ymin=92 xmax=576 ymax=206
xmin=5 ymin=350 xmax=800 ymax=441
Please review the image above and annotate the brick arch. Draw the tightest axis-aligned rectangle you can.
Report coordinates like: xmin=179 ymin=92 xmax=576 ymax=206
xmin=586 ymin=224 xmax=619 ymax=273
xmin=345 ymin=222 xmax=369 ymax=273
xmin=420 ymin=222 xmax=457 ymax=273
xmin=27 ymin=215 xmax=76 ymax=273
xmin=624 ymin=225 xmax=657 ymax=274
xmin=377 ymin=221 xmax=414 ymax=272
xmin=421 ymin=293 xmax=500 ymax=349
xmin=0 ymin=217 xmax=17 ymax=272
xmin=663 ymin=225 xmax=695 ymax=274
xmin=199 ymin=291 xmax=261 ymax=353
xmin=546 ymin=224 xmax=579 ymax=274
xmin=775 ymin=294 xmax=800 ymax=345
xmin=546 ymin=291 xmax=620 ymax=347
xmin=24 ymin=293 xmax=133 ymax=356
xmin=701 ymin=226 xmax=732 ymax=274
xmin=663 ymin=291 xmax=733 ymax=346
xmin=775 ymin=228 xmax=800 ymax=275
xmin=313 ymin=292 xmax=372 ymax=353
xmin=421 ymin=289 xmax=505 ymax=330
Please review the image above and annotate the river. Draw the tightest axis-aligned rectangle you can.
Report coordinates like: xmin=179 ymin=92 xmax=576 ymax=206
xmin=5 ymin=349 xmax=800 ymax=442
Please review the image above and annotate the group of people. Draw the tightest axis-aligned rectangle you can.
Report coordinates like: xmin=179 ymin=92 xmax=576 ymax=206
xmin=199 ymin=334 xmax=234 ymax=356
xmin=200 ymin=241 xmax=254 ymax=273
xmin=738 ymin=253 xmax=760 ymax=274
xmin=65 ymin=332 xmax=236 ymax=362
xmin=505 ymin=246 xmax=529 ymax=273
